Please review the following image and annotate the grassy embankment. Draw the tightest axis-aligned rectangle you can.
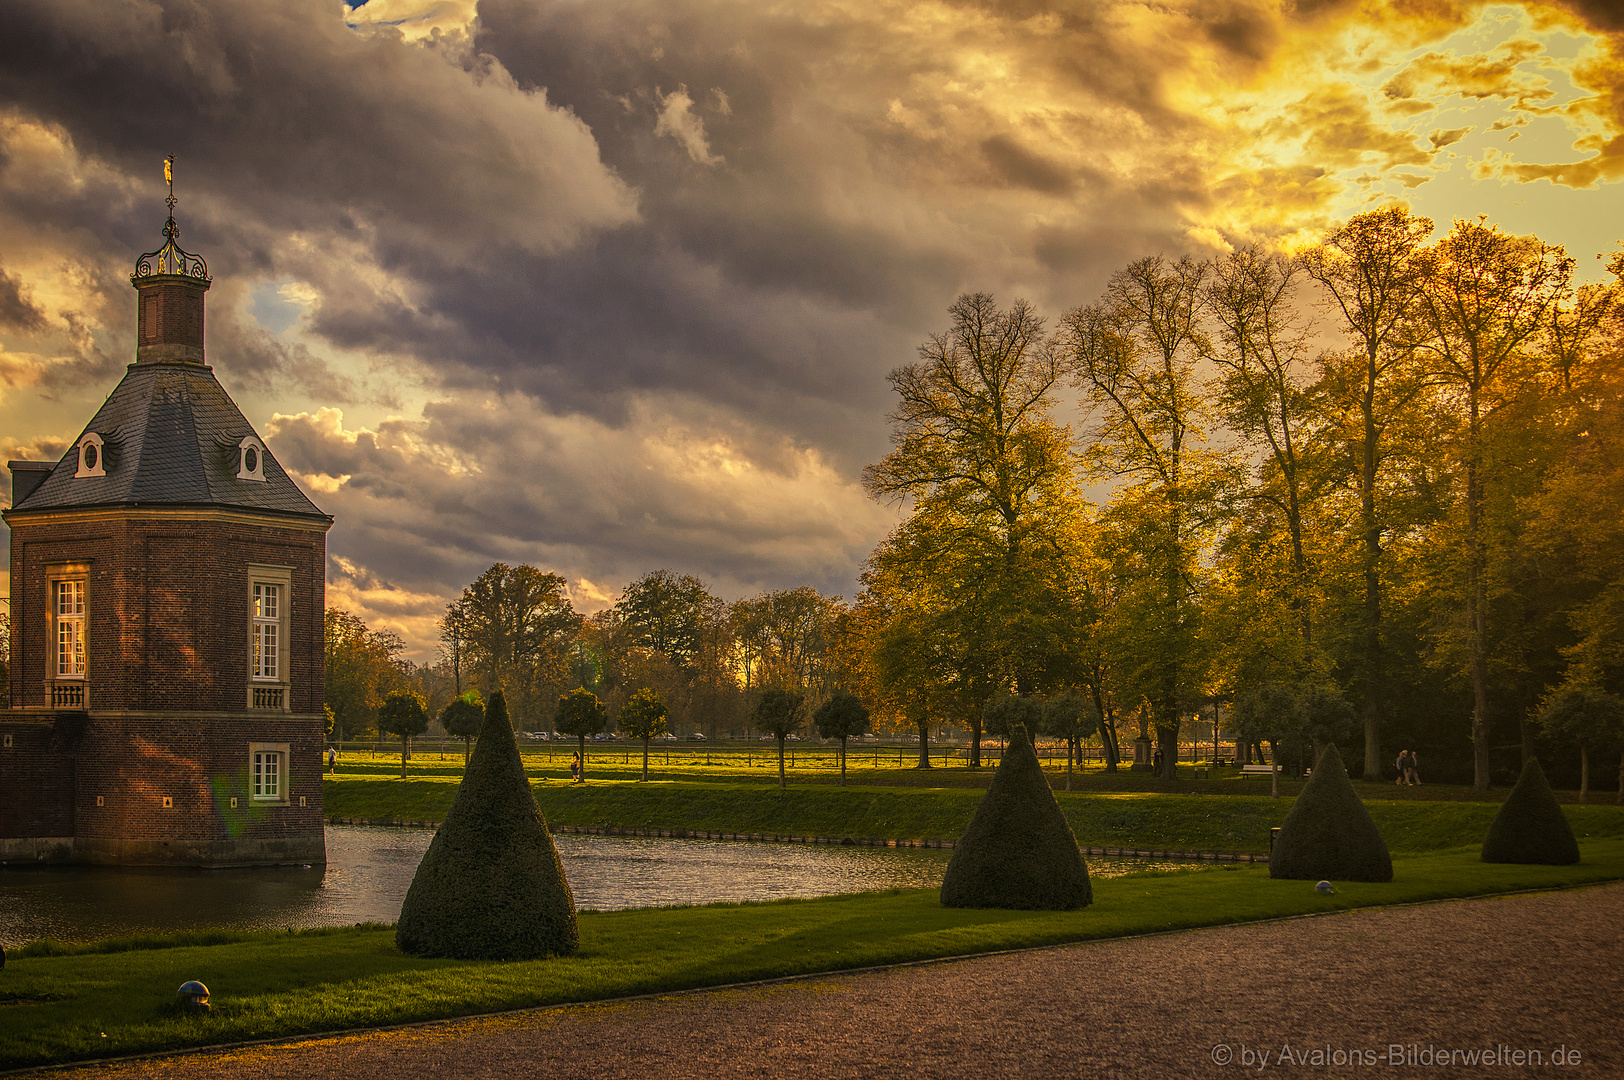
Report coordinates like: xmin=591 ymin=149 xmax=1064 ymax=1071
xmin=323 ymin=771 xmax=1624 ymax=855
xmin=5 ymin=843 xmax=1623 ymax=1070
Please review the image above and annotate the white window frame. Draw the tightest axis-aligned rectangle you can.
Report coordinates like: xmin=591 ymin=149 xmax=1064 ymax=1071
xmin=249 ymin=741 xmax=290 ymax=803
xmin=75 ymin=432 xmax=106 ymax=478
xmin=246 ymin=564 xmax=292 ymax=710
xmin=47 ymin=564 xmax=90 ymax=684
xmin=237 ymin=436 xmax=267 ymax=482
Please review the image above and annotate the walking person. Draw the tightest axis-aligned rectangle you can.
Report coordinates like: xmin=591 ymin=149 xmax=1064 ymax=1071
xmin=1404 ymin=750 xmax=1421 ymax=786
xmin=328 ymin=746 xmax=337 ymax=773
xmin=570 ymin=750 xmax=582 ymax=783
xmin=1395 ymin=749 xmax=1407 ymax=786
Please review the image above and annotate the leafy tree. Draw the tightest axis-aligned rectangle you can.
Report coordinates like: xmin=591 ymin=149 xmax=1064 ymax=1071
xmin=982 ymin=693 xmax=1042 ymax=740
xmin=555 ymin=687 xmax=606 ymax=781
xmin=455 ymin=563 xmax=581 ymax=726
xmin=440 ymin=690 xmax=485 ymax=767
xmin=814 ymin=690 xmax=870 ymax=786
xmin=324 ymin=608 xmax=406 ymax=742
xmin=1526 ymin=340 xmax=1624 ymax=766
xmin=1043 ymin=690 xmax=1100 ymax=791
xmin=730 ymin=586 xmax=842 ymax=703
xmin=1227 ymin=681 xmax=1356 ymax=798
xmin=377 ymin=689 xmax=428 ymax=779
xmin=619 ymin=687 xmax=669 ymax=782
xmin=437 ymin=597 xmax=470 ymax=696
xmin=752 ymin=687 xmax=806 ymax=789
xmin=859 ymin=568 xmax=955 ymax=769
xmin=615 ymin=569 xmax=722 ymax=670
xmin=1228 ymin=683 xmax=1298 ymax=798
xmin=396 ymin=690 xmax=577 ymax=958
xmin=1412 ymin=219 xmax=1573 ymax=790
xmin=1539 ymin=685 xmax=1624 ymax=804
xmin=864 ymin=292 xmax=1082 ymax=763
xmin=1060 ymin=256 xmax=1219 ymax=780
xmin=1303 ymin=207 xmax=1433 ymax=781
xmin=1206 ymin=249 xmax=1323 ymax=651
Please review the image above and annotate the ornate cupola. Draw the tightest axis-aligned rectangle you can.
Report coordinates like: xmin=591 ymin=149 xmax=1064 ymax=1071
xmin=131 ymin=159 xmax=211 ymax=366
xmin=2 ymin=159 xmax=331 ymax=867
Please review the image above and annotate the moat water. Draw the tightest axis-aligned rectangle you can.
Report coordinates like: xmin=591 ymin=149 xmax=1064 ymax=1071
xmin=0 ymin=826 xmax=1196 ymax=944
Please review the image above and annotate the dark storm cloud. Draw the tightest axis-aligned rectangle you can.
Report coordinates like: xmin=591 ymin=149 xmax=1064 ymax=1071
xmin=0 ymin=0 xmax=632 ymax=258
xmin=0 ymin=267 xmax=46 ymax=332
xmin=25 ymin=0 xmax=1594 ymax=650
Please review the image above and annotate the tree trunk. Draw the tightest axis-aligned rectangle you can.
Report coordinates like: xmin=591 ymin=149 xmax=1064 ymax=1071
xmin=1467 ymin=411 xmax=1492 ymax=792
xmin=916 ymin=718 xmax=932 ymax=768
xmin=400 ymin=735 xmax=409 ymax=780
xmin=642 ymin=737 xmax=650 ymax=782
xmin=1361 ymin=365 xmax=1386 ymax=785
xmin=969 ymin=718 xmax=983 ymax=768
xmin=840 ymin=736 xmax=848 ymax=787
xmin=1066 ymin=736 xmax=1074 ymax=791
xmin=1156 ymin=721 xmax=1179 ymax=782
xmin=1616 ymin=749 xmax=1623 ymax=806
xmin=1268 ymin=739 xmax=1280 ymax=799
xmin=1101 ymin=716 xmax=1120 ymax=771
xmin=777 ymin=735 xmax=787 ymax=788
xmin=462 ymin=736 xmax=470 ymax=768
xmin=1579 ymin=746 xmax=1589 ymax=805
xmin=578 ymin=734 xmax=586 ymax=782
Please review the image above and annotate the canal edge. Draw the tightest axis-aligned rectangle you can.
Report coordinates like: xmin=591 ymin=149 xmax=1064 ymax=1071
xmin=325 ymin=817 xmax=1270 ymax=863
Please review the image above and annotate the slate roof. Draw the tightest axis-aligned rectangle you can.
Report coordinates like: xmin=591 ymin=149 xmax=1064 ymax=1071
xmin=9 ymin=361 xmax=328 ymax=521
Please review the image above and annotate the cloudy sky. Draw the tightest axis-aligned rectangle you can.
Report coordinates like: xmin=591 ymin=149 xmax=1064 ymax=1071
xmin=2 ymin=0 xmax=1621 ymax=657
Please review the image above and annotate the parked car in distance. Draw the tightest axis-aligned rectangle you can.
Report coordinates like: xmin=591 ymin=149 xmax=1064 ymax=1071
xmin=687 ymin=731 xmax=707 ymax=741
xmin=660 ymin=732 xmax=678 ymax=741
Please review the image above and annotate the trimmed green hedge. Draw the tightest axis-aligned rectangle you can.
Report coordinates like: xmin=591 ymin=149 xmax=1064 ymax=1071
xmin=941 ymin=727 xmax=1091 ymax=910
xmin=396 ymin=692 xmax=578 ymax=959
xmin=1270 ymin=745 xmax=1393 ymax=883
xmin=1482 ymin=758 xmax=1580 ymax=865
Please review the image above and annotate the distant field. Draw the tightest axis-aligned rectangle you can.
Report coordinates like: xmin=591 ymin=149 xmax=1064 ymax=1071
xmin=334 ymin=740 xmax=1599 ymax=802
xmin=322 ymin=771 xmax=1624 ymax=856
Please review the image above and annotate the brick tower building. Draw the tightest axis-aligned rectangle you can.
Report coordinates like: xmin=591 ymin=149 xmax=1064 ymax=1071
xmin=1 ymin=184 xmax=331 ymax=866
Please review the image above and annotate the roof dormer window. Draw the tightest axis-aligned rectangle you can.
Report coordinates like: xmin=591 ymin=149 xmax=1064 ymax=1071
xmin=75 ymin=433 xmax=106 ymax=478
xmin=237 ymin=436 xmax=267 ymax=482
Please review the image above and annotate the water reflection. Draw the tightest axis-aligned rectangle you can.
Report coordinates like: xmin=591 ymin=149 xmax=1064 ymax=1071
xmin=0 ymin=826 xmax=1201 ymax=944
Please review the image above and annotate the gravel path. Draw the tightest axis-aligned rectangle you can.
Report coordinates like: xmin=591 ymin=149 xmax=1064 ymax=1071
xmin=41 ymin=883 xmax=1623 ymax=1079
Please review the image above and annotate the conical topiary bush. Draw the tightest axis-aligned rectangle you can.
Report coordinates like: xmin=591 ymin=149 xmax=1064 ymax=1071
xmin=940 ymin=726 xmax=1091 ymax=909
xmin=396 ymin=691 xmax=578 ymax=958
xmin=1269 ymin=743 xmax=1393 ymax=882
xmin=1481 ymin=758 xmax=1580 ymax=865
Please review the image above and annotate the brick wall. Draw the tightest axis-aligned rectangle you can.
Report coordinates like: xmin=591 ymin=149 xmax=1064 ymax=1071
xmin=136 ymin=279 xmax=205 ymax=351
xmin=0 ymin=718 xmax=75 ymax=840
xmin=7 ymin=512 xmax=326 ymax=713
xmin=71 ymin=711 xmax=325 ymax=865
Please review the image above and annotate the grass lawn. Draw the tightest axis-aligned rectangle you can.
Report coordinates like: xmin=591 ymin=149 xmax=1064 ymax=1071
xmin=4 ymin=841 xmax=1623 ymax=1070
xmin=323 ymin=773 xmax=1624 ymax=855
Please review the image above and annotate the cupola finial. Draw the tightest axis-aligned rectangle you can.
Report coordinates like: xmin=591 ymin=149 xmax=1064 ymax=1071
xmin=132 ymin=155 xmax=210 ymax=284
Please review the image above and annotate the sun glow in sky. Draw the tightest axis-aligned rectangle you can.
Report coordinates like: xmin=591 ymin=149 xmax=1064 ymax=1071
xmin=1 ymin=0 xmax=1621 ymax=654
